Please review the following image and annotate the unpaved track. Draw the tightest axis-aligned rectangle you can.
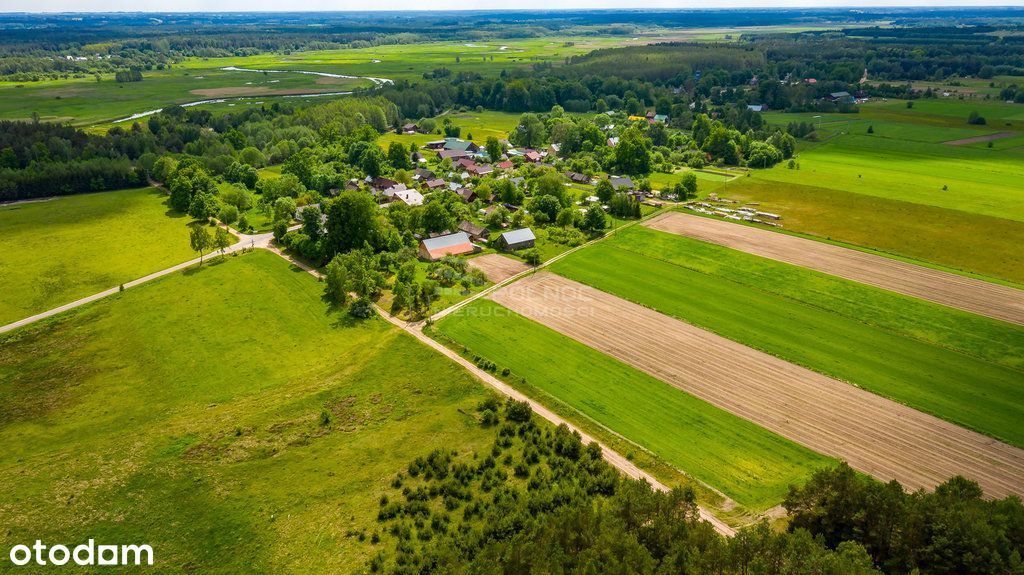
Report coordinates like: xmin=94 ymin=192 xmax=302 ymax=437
xmin=490 ymin=272 xmax=1024 ymax=499
xmin=944 ymin=131 xmax=1016 ymax=145
xmin=468 ymin=254 xmax=531 ymax=283
xmin=645 ymin=212 xmax=1024 ymax=326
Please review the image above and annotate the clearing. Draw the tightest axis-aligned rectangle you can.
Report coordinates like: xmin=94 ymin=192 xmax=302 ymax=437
xmin=0 ymin=250 xmax=494 ymax=572
xmin=0 ymin=187 xmax=195 ymax=326
xmin=489 ymin=272 xmax=1024 ymax=499
xmin=644 ymin=211 xmax=1024 ymax=325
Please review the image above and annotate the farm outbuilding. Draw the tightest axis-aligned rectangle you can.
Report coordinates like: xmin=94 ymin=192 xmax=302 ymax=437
xmin=496 ymin=228 xmax=536 ymax=251
xmin=418 ymin=232 xmax=478 ymax=261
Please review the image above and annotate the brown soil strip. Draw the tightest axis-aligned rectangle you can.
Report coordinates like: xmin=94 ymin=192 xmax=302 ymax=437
xmin=490 ymin=272 xmax=1024 ymax=499
xmin=645 ymin=212 xmax=1024 ymax=326
xmin=468 ymin=254 xmax=530 ymax=283
xmin=943 ymin=132 xmax=1017 ymax=145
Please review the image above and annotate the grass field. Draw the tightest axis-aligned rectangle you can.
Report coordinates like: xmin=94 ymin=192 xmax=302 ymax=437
xmin=1 ymin=36 xmax=634 ymax=126
xmin=379 ymin=110 xmax=522 ymax=149
xmin=549 ymin=226 xmax=1024 ymax=448
xmin=0 ymin=188 xmax=197 ymax=326
xmin=757 ymin=99 xmax=1024 ymax=223
xmin=0 ymin=250 xmax=494 ymax=573
xmin=722 ymin=179 xmax=1024 ymax=284
xmin=0 ymin=67 xmax=372 ymax=126
xmin=433 ymin=299 xmax=831 ymax=512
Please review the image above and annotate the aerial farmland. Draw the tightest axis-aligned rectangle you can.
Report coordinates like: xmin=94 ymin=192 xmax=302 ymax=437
xmin=1 ymin=7 xmax=1023 ymax=574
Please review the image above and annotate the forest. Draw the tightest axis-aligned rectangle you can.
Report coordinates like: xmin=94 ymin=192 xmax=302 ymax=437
xmin=364 ymin=398 xmax=1024 ymax=575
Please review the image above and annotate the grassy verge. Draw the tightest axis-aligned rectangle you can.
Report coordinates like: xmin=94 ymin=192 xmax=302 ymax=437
xmin=0 ymin=187 xmax=196 ymax=326
xmin=0 ymin=250 xmax=494 ymax=572
xmin=549 ymin=227 xmax=1024 ymax=448
xmin=432 ymin=299 xmax=833 ymax=513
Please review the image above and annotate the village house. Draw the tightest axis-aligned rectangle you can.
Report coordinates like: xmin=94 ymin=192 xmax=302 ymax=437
xmin=418 ymin=231 xmax=477 ymax=261
xmin=413 ymin=167 xmax=436 ymax=181
xmin=438 ymin=149 xmax=472 ymax=161
xmin=496 ymin=160 xmax=514 ymax=170
xmin=468 ymin=164 xmax=493 ymax=177
xmin=425 ymin=178 xmax=446 ymax=190
xmin=565 ymin=171 xmax=590 ymax=184
xmin=424 ymin=140 xmax=446 ymax=150
xmin=458 ymin=220 xmax=490 ymax=241
xmin=496 ymin=227 xmax=536 ymax=251
xmin=523 ymin=150 xmax=542 ymax=163
xmin=456 ymin=188 xmax=477 ymax=202
xmin=828 ymin=91 xmax=853 ymax=103
xmin=401 ymin=123 xmax=421 ymax=134
xmin=390 ymin=188 xmax=424 ymax=207
xmin=443 ymin=138 xmax=480 ymax=154
xmin=609 ymin=176 xmax=634 ymax=191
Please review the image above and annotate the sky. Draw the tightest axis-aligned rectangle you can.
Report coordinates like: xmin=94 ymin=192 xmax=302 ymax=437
xmin=4 ymin=0 xmax=1023 ymax=12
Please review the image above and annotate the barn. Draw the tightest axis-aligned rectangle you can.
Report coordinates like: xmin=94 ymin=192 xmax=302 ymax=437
xmin=418 ymin=232 xmax=478 ymax=261
xmin=496 ymin=228 xmax=536 ymax=251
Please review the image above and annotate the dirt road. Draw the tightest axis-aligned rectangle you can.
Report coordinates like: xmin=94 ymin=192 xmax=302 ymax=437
xmin=490 ymin=272 xmax=1024 ymax=499
xmin=645 ymin=212 xmax=1024 ymax=325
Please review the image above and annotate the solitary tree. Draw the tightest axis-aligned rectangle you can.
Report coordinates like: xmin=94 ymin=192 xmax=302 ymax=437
xmin=323 ymin=256 xmax=350 ymax=307
xmin=486 ymin=136 xmax=503 ymax=163
xmin=189 ymin=226 xmax=212 ymax=265
xmin=214 ymin=227 xmax=232 ymax=257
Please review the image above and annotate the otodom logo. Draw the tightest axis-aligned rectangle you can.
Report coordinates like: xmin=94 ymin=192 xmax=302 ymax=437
xmin=8 ymin=540 xmax=153 ymax=567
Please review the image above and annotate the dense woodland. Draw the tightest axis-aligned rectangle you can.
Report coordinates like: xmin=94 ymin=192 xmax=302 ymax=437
xmin=361 ymin=397 xmax=1024 ymax=575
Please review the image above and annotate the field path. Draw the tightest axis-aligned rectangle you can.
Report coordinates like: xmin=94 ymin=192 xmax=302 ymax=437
xmin=646 ymin=212 xmax=1024 ymax=325
xmin=0 ymin=229 xmax=270 ymax=335
xmin=490 ymin=272 xmax=1024 ymax=499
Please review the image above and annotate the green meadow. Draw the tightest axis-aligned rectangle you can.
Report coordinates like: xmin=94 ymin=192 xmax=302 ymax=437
xmin=0 ymin=250 xmax=493 ymax=573
xmin=1 ymin=37 xmax=632 ymax=126
xmin=724 ymin=179 xmax=1024 ymax=284
xmin=378 ymin=110 xmax=522 ymax=149
xmin=0 ymin=187 xmax=196 ymax=326
xmin=0 ymin=67 xmax=371 ymax=126
xmin=755 ymin=133 xmax=1024 ymax=221
xmin=549 ymin=226 xmax=1024 ymax=448
xmin=433 ymin=299 xmax=831 ymax=512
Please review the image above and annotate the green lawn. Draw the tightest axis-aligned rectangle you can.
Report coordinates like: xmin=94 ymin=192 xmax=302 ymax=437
xmin=549 ymin=227 xmax=1024 ymax=448
xmin=0 ymin=250 xmax=493 ymax=573
xmin=433 ymin=299 xmax=831 ymax=512
xmin=0 ymin=187 xmax=197 ymax=326
xmin=722 ymin=179 xmax=1024 ymax=285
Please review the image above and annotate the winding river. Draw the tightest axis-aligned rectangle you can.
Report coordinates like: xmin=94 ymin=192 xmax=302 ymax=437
xmin=112 ymin=66 xmax=393 ymax=123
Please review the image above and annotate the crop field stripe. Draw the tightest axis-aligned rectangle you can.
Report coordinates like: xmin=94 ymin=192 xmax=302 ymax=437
xmin=645 ymin=212 xmax=1024 ymax=325
xmin=548 ymin=229 xmax=1024 ymax=447
xmin=433 ymin=299 xmax=831 ymax=510
xmin=489 ymin=272 xmax=1024 ymax=499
